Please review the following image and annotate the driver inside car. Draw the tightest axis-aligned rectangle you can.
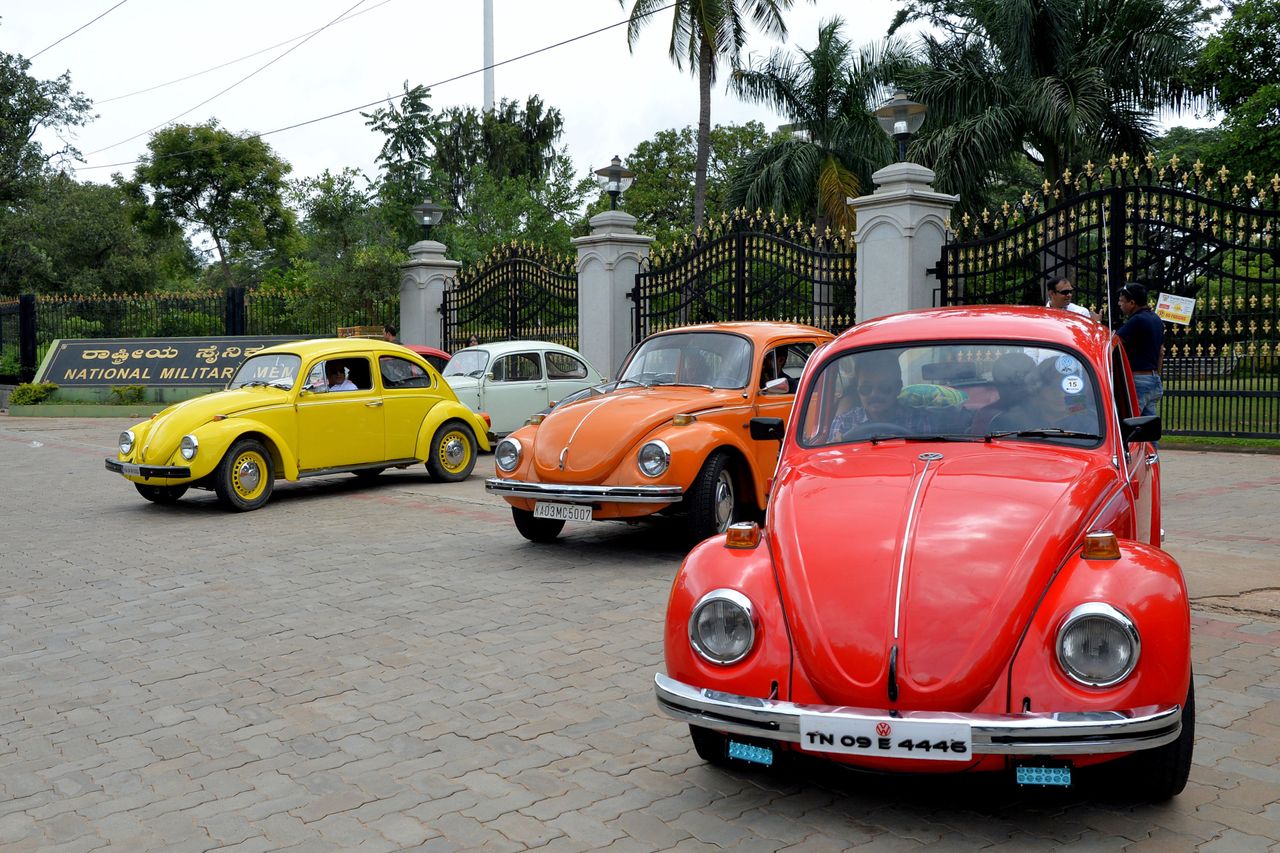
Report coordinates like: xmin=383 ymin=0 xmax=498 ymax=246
xmin=828 ymin=350 xmax=936 ymax=441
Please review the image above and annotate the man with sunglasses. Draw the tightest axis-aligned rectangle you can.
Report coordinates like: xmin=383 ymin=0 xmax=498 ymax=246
xmin=828 ymin=350 xmax=935 ymax=440
xmin=1046 ymin=278 xmax=1100 ymax=320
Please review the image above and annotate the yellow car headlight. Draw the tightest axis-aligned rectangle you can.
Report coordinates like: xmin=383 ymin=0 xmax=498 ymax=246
xmin=180 ymin=434 xmax=199 ymax=461
xmin=119 ymin=430 xmax=135 ymax=455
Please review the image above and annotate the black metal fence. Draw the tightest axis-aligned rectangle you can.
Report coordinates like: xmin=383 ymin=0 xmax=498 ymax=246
xmin=441 ymin=243 xmax=578 ymax=351
xmin=935 ymin=155 xmax=1280 ymax=439
xmin=1 ymin=288 xmax=398 ymax=383
xmin=631 ymin=209 xmax=856 ymax=344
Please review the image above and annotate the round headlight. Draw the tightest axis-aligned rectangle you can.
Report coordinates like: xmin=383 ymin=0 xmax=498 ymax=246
xmin=180 ymin=434 xmax=199 ymax=461
xmin=1056 ymin=603 xmax=1140 ymax=687
xmin=689 ymin=589 xmax=756 ymax=665
xmin=119 ymin=430 xmax=135 ymax=454
xmin=494 ymin=437 xmax=522 ymax=472
xmin=637 ymin=440 xmax=670 ymax=478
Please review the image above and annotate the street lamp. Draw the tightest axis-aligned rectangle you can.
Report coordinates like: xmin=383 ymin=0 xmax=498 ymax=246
xmin=873 ymin=90 xmax=927 ymax=162
xmin=594 ymin=155 xmax=635 ymax=210
xmin=411 ymin=198 xmax=446 ymax=241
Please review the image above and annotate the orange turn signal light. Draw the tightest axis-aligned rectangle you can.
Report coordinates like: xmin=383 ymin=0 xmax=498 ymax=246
xmin=725 ymin=521 xmax=762 ymax=549
xmin=1082 ymin=530 xmax=1120 ymax=560
xmin=527 ymin=414 xmax=545 ymax=426
xmin=673 ymin=413 xmax=697 ymax=426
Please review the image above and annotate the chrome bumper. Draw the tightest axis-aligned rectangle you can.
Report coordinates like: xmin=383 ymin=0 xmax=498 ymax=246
xmin=105 ymin=458 xmax=192 ymax=480
xmin=485 ymin=477 xmax=683 ymax=504
xmin=655 ymin=673 xmax=1181 ymax=755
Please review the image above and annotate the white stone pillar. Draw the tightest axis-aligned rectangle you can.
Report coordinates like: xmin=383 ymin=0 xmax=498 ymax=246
xmin=849 ymin=162 xmax=959 ymax=323
xmin=572 ymin=211 xmax=654 ymax=378
xmin=398 ymin=239 xmax=461 ymax=349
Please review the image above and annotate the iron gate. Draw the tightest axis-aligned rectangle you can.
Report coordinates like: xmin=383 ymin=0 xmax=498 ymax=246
xmin=631 ymin=209 xmax=856 ymax=344
xmin=935 ymin=155 xmax=1280 ymax=438
xmin=442 ymin=243 xmax=578 ymax=351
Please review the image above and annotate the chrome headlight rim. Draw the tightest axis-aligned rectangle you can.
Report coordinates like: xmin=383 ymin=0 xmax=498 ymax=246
xmin=119 ymin=430 xmax=135 ymax=455
xmin=637 ymin=439 xmax=671 ymax=478
xmin=688 ymin=588 xmax=757 ymax=666
xmin=494 ymin=437 xmax=522 ymax=472
xmin=1056 ymin=602 xmax=1140 ymax=688
xmin=179 ymin=434 xmax=199 ymax=461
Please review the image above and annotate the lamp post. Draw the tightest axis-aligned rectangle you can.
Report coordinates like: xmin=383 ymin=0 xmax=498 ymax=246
xmin=873 ymin=90 xmax=927 ymax=162
xmin=411 ymin=198 xmax=446 ymax=241
xmin=594 ymin=155 xmax=635 ymax=211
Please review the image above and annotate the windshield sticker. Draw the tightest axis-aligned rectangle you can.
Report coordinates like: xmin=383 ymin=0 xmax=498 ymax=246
xmin=1061 ymin=375 xmax=1084 ymax=395
xmin=1055 ymin=355 xmax=1080 ymax=374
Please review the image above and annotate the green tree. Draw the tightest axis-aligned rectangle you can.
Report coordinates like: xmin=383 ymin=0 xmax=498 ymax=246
xmin=891 ymin=0 xmax=1209 ymax=211
xmin=586 ymin=122 xmax=771 ymax=243
xmin=128 ymin=121 xmax=295 ymax=286
xmin=621 ymin=0 xmax=805 ymax=229
xmin=363 ymin=83 xmax=437 ymax=248
xmin=728 ymin=19 xmax=912 ymax=230
xmin=0 ymin=46 xmax=93 ymax=206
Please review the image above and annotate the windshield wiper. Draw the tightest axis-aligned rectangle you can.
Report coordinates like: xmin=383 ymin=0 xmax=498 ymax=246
xmin=902 ymin=433 xmax=984 ymax=442
xmin=240 ymin=380 xmax=268 ymax=388
xmin=985 ymin=428 xmax=1102 ymax=442
xmin=613 ymin=378 xmax=649 ymax=390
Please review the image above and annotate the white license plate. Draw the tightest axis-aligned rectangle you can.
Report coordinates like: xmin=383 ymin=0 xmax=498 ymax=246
xmin=799 ymin=715 xmax=971 ymax=762
xmin=121 ymin=463 xmax=141 ymax=477
xmin=533 ymin=501 xmax=593 ymax=523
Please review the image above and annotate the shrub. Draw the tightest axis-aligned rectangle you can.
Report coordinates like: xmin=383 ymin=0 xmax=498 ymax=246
xmin=8 ymin=382 xmax=59 ymax=406
xmin=109 ymin=384 xmax=146 ymax=404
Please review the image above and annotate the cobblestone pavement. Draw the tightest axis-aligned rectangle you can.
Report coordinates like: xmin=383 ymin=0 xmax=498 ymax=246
xmin=1 ymin=417 xmax=1277 ymax=852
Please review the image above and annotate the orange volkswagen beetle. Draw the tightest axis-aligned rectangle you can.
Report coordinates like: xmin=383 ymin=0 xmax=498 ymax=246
xmin=655 ymin=307 xmax=1193 ymax=800
xmin=486 ymin=322 xmax=834 ymax=542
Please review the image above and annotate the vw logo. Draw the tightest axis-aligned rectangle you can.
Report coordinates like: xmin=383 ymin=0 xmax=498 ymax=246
xmin=918 ymin=452 xmax=943 ymax=461
xmin=876 ymin=722 xmax=892 ymax=737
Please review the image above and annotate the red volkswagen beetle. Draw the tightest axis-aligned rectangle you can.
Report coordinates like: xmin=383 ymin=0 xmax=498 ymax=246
xmin=655 ymin=306 xmax=1192 ymax=800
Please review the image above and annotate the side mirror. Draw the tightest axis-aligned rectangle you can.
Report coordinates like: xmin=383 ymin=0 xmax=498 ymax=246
xmin=1121 ymin=415 xmax=1161 ymax=443
xmin=485 ymin=372 xmax=496 ymax=382
xmin=760 ymin=376 xmax=790 ymax=396
xmin=750 ymin=416 xmax=785 ymax=442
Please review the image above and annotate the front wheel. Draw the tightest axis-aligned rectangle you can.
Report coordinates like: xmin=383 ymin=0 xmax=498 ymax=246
xmin=512 ymin=507 xmax=564 ymax=543
xmin=426 ymin=421 xmax=477 ymax=482
xmin=685 ymin=450 xmax=739 ymax=541
xmin=214 ymin=438 xmax=274 ymax=512
xmin=134 ymin=483 xmax=188 ymax=504
xmin=1104 ymin=681 xmax=1195 ymax=801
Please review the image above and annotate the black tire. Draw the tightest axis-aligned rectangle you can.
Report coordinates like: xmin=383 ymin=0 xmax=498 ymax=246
xmin=685 ymin=450 xmax=739 ymax=541
xmin=213 ymin=438 xmax=274 ymax=512
xmin=1105 ymin=681 xmax=1195 ymax=801
xmin=512 ymin=507 xmax=565 ymax=543
xmin=689 ymin=725 xmax=730 ymax=767
xmin=134 ymin=483 xmax=188 ymax=504
xmin=352 ymin=467 xmax=385 ymax=481
xmin=426 ymin=421 xmax=478 ymax=482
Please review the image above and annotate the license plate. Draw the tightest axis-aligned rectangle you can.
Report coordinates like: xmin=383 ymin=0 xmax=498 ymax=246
xmin=121 ymin=463 xmax=141 ymax=477
xmin=799 ymin=715 xmax=971 ymax=761
xmin=533 ymin=501 xmax=592 ymax=523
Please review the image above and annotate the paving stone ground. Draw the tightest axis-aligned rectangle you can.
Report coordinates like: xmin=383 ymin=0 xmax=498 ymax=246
xmin=1 ymin=417 xmax=1277 ymax=851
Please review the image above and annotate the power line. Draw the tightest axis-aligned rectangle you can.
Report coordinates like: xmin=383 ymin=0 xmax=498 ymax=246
xmin=77 ymin=3 xmax=676 ymax=174
xmin=84 ymin=0 xmax=375 ymax=157
xmin=30 ymin=0 xmax=130 ymax=60
xmin=96 ymin=0 xmax=397 ymax=105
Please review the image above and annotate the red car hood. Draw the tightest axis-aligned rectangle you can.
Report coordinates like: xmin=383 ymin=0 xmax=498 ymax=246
xmin=768 ymin=442 xmax=1115 ymax=711
xmin=531 ymin=386 xmax=737 ymax=482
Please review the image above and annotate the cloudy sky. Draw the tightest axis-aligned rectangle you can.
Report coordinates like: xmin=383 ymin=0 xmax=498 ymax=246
xmin=6 ymin=0 xmax=916 ymax=188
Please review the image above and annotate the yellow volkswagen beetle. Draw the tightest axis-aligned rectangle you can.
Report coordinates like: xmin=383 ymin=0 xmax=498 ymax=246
xmin=105 ymin=338 xmax=491 ymax=511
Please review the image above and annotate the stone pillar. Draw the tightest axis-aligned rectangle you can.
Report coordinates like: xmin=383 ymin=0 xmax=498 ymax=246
xmin=849 ymin=162 xmax=958 ymax=323
xmin=572 ymin=210 xmax=654 ymax=378
xmin=398 ymin=239 xmax=461 ymax=349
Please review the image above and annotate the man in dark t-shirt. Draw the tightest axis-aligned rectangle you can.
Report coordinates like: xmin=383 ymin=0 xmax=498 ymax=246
xmin=1115 ymin=282 xmax=1164 ymax=418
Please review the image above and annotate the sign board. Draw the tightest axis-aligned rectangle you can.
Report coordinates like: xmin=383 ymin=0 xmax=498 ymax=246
xmin=1155 ymin=292 xmax=1196 ymax=325
xmin=37 ymin=336 xmax=308 ymax=387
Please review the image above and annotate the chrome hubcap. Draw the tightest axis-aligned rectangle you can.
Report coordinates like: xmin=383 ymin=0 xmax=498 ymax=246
xmin=443 ymin=436 xmax=465 ymax=467
xmin=236 ymin=457 xmax=260 ymax=493
xmin=713 ymin=472 xmax=734 ymax=531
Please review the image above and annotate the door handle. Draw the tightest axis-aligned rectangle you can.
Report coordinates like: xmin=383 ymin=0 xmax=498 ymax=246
xmin=366 ymin=400 xmax=383 ymax=407
xmin=535 ymin=384 xmax=547 ymax=390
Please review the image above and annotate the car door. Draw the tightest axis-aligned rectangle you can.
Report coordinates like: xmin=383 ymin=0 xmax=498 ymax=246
xmin=296 ymin=355 xmax=385 ymax=470
xmin=485 ymin=351 xmax=550 ymax=433
xmin=1112 ymin=344 xmax=1158 ymax=545
xmin=378 ymin=354 xmax=439 ymax=460
xmin=545 ymin=350 xmax=595 ymax=406
xmin=752 ymin=341 xmax=816 ymax=483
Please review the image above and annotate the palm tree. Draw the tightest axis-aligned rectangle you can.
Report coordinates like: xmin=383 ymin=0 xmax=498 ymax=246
xmin=892 ymin=0 xmax=1208 ymax=210
xmin=727 ymin=18 xmax=913 ymax=230
xmin=621 ymin=0 xmax=803 ymax=229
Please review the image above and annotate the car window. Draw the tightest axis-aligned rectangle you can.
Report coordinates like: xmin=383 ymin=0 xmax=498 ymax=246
xmin=443 ymin=349 xmax=489 ymax=378
xmin=798 ymin=342 xmax=1103 ymax=447
xmin=492 ymin=352 xmax=543 ymax=382
xmin=306 ymin=357 xmax=374 ymax=392
xmin=760 ymin=343 xmax=815 ymax=391
xmin=546 ymin=351 xmax=588 ymax=379
xmin=228 ymin=353 xmax=300 ymax=389
xmin=620 ymin=331 xmax=752 ymax=388
xmin=380 ymin=355 xmax=434 ymax=389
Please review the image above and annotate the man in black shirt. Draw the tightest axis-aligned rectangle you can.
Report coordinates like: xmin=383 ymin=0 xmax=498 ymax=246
xmin=1115 ymin=282 xmax=1164 ymax=418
